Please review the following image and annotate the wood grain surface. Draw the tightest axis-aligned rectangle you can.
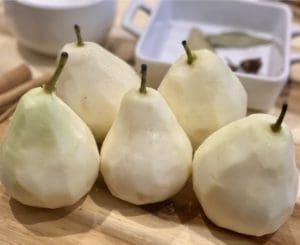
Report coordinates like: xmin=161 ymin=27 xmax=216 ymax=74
xmin=0 ymin=0 xmax=300 ymax=244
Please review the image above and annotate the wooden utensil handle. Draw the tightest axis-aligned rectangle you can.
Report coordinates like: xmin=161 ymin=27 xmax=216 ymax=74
xmin=0 ymin=102 xmax=17 ymax=123
xmin=0 ymin=64 xmax=32 ymax=93
xmin=0 ymin=100 xmax=18 ymax=114
xmin=0 ymin=74 xmax=51 ymax=107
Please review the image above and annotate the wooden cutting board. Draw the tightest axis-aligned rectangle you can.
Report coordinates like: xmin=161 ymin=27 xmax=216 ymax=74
xmin=0 ymin=1 xmax=300 ymax=244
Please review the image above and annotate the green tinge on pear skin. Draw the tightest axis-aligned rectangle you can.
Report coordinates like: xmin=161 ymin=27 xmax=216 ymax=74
xmin=0 ymin=88 xmax=100 ymax=209
xmin=193 ymin=114 xmax=298 ymax=236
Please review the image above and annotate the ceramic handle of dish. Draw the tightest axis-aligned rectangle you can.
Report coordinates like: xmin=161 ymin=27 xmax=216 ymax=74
xmin=291 ymin=53 xmax=300 ymax=64
xmin=291 ymin=25 xmax=300 ymax=64
xmin=122 ymin=0 xmax=152 ymax=37
xmin=292 ymin=24 xmax=300 ymax=37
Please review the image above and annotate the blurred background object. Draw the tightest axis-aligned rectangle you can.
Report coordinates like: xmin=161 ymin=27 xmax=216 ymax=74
xmin=0 ymin=0 xmax=299 ymax=111
xmin=122 ymin=0 xmax=299 ymax=111
xmin=3 ymin=0 xmax=116 ymax=56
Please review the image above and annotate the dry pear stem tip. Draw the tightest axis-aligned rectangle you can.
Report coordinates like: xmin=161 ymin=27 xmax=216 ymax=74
xmin=139 ymin=64 xmax=147 ymax=94
xmin=271 ymin=103 xmax=288 ymax=133
xmin=44 ymin=52 xmax=68 ymax=93
xmin=74 ymin=24 xmax=84 ymax=47
xmin=182 ymin=40 xmax=196 ymax=65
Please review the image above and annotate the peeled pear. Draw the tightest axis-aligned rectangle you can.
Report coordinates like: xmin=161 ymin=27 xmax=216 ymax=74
xmin=0 ymin=53 xmax=100 ymax=209
xmin=101 ymin=65 xmax=193 ymax=205
xmin=193 ymin=104 xmax=298 ymax=236
xmin=158 ymin=41 xmax=247 ymax=150
xmin=56 ymin=25 xmax=139 ymax=143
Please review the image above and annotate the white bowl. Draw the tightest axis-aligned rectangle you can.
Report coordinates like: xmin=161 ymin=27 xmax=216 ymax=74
xmin=4 ymin=0 xmax=116 ymax=56
xmin=123 ymin=0 xmax=300 ymax=111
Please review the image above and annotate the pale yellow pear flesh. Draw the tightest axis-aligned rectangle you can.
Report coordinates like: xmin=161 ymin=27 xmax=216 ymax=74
xmin=158 ymin=49 xmax=247 ymax=150
xmin=56 ymin=42 xmax=140 ymax=143
xmin=101 ymin=88 xmax=193 ymax=205
xmin=193 ymin=114 xmax=298 ymax=236
xmin=0 ymin=88 xmax=100 ymax=209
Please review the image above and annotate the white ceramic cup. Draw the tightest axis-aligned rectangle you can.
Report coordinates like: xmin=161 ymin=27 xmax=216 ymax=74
xmin=4 ymin=0 xmax=116 ymax=56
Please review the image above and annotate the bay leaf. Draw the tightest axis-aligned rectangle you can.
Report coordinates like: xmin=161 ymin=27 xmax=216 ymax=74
xmin=187 ymin=28 xmax=214 ymax=51
xmin=207 ymin=31 xmax=271 ymax=48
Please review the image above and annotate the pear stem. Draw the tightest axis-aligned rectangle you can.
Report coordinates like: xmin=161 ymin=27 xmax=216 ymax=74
xmin=74 ymin=24 xmax=84 ymax=47
xmin=139 ymin=64 xmax=147 ymax=94
xmin=44 ymin=52 xmax=68 ymax=93
xmin=271 ymin=103 xmax=288 ymax=132
xmin=182 ymin=40 xmax=196 ymax=65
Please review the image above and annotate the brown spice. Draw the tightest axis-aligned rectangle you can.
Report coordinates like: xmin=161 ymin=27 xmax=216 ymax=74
xmin=240 ymin=58 xmax=262 ymax=74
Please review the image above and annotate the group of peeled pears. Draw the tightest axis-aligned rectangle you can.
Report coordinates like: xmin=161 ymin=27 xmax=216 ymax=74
xmin=0 ymin=26 xmax=298 ymax=237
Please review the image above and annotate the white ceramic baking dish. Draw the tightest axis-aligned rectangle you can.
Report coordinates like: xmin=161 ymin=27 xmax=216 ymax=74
xmin=123 ymin=0 xmax=300 ymax=111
